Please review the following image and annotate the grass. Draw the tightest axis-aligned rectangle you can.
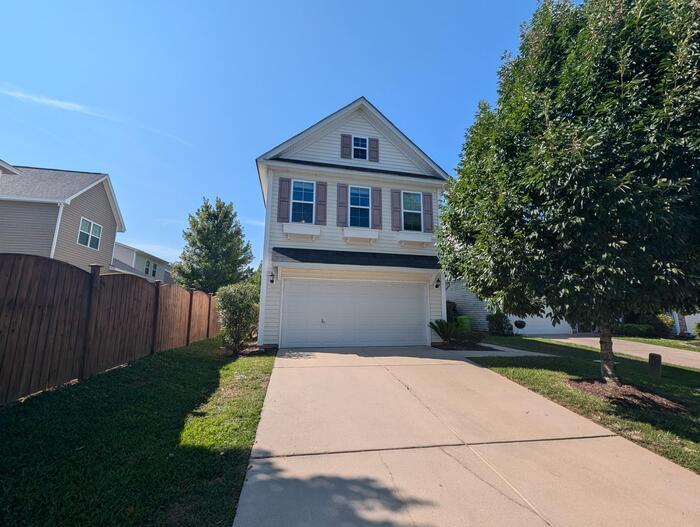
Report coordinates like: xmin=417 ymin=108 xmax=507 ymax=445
xmin=480 ymin=336 xmax=700 ymax=473
xmin=0 ymin=337 xmax=275 ymax=527
xmin=616 ymin=336 xmax=700 ymax=352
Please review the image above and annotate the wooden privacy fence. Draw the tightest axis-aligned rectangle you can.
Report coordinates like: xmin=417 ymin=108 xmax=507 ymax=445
xmin=0 ymin=254 xmax=220 ymax=405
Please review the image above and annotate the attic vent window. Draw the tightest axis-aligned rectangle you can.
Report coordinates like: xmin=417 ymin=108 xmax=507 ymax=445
xmin=353 ymin=136 xmax=368 ymax=160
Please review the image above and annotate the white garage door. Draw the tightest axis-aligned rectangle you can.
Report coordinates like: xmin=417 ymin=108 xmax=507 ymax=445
xmin=281 ymin=279 xmax=427 ymax=347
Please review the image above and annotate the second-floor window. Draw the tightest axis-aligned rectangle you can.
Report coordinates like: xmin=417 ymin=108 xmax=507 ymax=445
xmin=353 ymin=136 xmax=368 ymax=160
xmin=402 ymin=191 xmax=422 ymax=231
xmin=349 ymin=186 xmax=370 ymax=228
xmin=145 ymin=260 xmax=150 ymax=275
xmin=291 ymin=180 xmax=315 ymax=223
xmin=152 ymin=263 xmax=157 ymax=277
xmin=77 ymin=217 xmax=102 ymax=250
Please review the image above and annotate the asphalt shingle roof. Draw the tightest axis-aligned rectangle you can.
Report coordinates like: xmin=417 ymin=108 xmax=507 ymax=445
xmin=0 ymin=166 xmax=105 ymax=201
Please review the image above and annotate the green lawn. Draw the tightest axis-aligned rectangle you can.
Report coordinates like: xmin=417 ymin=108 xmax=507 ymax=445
xmin=481 ymin=336 xmax=700 ymax=473
xmin=617 ymin=336 xmax=700 ymax=353
xmin=0 ymin=338 xmax=275 ymax=527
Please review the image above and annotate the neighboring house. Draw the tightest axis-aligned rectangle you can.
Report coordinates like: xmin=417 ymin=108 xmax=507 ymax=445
xmin=111 ymin=241 xmax=172 ymax=283
xmin=0 ymin=159 xmax=125 ymax=271
xmin=256 ymin=97 xmax=448 ymax=348
xmin=672 ymin=312 xmax=700 ymax=336
xmin=446 ymin=280 xmax=575 ymax=335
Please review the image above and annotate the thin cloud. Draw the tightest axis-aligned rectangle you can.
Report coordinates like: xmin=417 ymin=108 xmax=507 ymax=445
xmin=241 ymin=216 xmax=266 ymax=227
xmin=0 ymin=85 xmax=191 ymax=147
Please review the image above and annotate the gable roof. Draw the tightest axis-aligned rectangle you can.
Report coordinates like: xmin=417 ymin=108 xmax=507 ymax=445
xmin=0 ymin=162 xmax=126 ymax=232
xmin=256 ymin=97 xmax=449 ymax=202
xmin=114 ymin=241 xmax=171 ymax=265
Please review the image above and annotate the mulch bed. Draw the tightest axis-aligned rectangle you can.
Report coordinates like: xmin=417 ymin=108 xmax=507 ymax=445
xmin=432 ymin=342 xmax=495 ymax=351
xmin=567 ymin=378 xmax=688 ymax=413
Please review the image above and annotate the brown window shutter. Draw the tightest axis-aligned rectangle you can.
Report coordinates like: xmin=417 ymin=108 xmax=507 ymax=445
xmin=390 ymin=189 xmax=401 ymax=231
xmin=277 ymin=177 xmax=291 ymax=223
xmin=371 ymin=187 xmax=382 ymax=229
xmin=337 ymin=183 xmax=348 ymax=227
xmin=315 ymin=182 xmax=327 ymax=225
xmin=340 ymin=134 xmax=352 ymax=159
xmin=422 ymin=192 xmax=434 ymax=233
xmin=368 ymin=138 xmax=379 ymax=162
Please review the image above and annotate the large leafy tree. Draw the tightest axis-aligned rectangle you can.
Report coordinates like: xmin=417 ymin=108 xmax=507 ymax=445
xmin=173 ymin=197 xmax=253 ymax=293
xmin=439 ymin=0 xmax=700 ymax=382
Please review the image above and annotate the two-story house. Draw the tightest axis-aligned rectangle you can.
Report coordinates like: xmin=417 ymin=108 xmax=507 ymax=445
xmin=256 ymin=97 xmax=448 ymax=348
xmin=0 ymin=159 xmax=125 ymax=271
xmin=112 ymin=241 xmax=173 ymax=283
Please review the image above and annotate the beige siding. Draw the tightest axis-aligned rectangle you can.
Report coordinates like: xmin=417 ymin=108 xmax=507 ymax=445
xmin=53 ymin=182 xmax=117 ymax=271
xmin=261 ymin=266 xmax=442 ymax=345
xmin=0 ymin=200 xmax=58 ymax=257
xmin=268 ymin=169 xmax=441 ymax=256
xmin=446 ymin=281 xmax=489 ymax=331
xmin=284 ymin=109 xmax=425 ymax=174
xmin=133 ymin=252 xmax=170 ymax=282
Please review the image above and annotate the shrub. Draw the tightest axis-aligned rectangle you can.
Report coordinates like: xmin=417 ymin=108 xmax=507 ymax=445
xmin=620 ymin=323 xmax=655 ymax=337
xmin=217 ymin=282 xmax=259 ymax=352
xmin=429 ymin=319 xmax=457 ymax=342
xmin=695 ymin=321 xmax=700 ymax=337
xmin=639 ymin=313 xmax=675 ymax=338
xmin=446 ymin=301 xmax=458 ymax=322
xmin=514 ymin=320 xmax=526 ymax=330
xmin=486 ymin=312 xmax=513 ymax=336
xmin=458 ymin=331 xmax=485 ymax=345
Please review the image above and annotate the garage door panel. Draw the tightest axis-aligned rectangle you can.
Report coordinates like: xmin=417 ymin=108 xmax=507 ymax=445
xmin=281 ymin=279 xmax=427 ymax=347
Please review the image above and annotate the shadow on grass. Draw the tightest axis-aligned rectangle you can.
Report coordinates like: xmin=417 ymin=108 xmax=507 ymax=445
xmin=0 ymin=339 xmax=429 ymax=527
xmin=476 ymin=338 xmax=700 ymax=447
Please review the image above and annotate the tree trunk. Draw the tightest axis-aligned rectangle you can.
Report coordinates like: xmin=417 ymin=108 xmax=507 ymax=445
xmin=598 ymin=321 xmax=619 ymax=384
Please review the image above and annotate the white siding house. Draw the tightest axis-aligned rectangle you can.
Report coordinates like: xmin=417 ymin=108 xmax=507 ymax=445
xmin=256 ymin=97 xmax=448 ymax=348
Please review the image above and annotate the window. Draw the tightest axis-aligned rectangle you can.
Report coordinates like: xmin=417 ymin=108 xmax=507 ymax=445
xmin=291 ymin=180 xmax=315 ymax=223
xmin=152 ymin=263 xmax=157 ymax=277
xmin=77 ymin=217 xmax=102 ymax=250
xmin=349 ymin=186 xmax=370 ymax=228
xmin=352 ymin=136 xmax=368 ymax=160
xmin=402 ymin=192 xmax=422 ymax=231
xmin=145 ymin=260 xmax=150 ymax=275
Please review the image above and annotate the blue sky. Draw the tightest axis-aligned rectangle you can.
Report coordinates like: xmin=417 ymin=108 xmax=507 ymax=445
xmin=1 ymin=0 xmax=537 ymax=264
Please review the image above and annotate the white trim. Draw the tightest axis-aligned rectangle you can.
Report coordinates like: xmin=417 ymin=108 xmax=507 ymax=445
xmin=0 ymin=195 xmax=63 ymax=204
xmin=0 ymin=159 xmax=21 ymax=175
xmin=113 ymin=241 xmax=169 ymax=265
xmin=348 ymin=185 xmax=371 ymax=228
xmin=65 ymin=176 xmax=126 ymax=233
xmin=49 ymin=203 xmax=64 ymax=259
xmin=77 ymin=216 xmax=103 ymax=251
xmin=257 ymin=175 xmax=274 ymax=345
xmin=401 ymin=190 xmax=423 ymax=232
xmin=290 ymin=179 xmax=316 ymax=224
xmin=424 ymin=283 xmax=431 ymax=345
xmin=351 ymin=135 xmax=368 ymax=160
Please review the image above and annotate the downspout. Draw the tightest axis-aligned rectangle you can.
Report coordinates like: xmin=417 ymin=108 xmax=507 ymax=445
xmin=49 ymin=203 xmax=64 ymax=259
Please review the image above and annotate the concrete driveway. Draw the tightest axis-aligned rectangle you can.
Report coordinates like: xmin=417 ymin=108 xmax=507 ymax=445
xmin=548 ymin=336 xmax=700 ymax=370
xmin=233 ymin=346 xmax=699 ymax=527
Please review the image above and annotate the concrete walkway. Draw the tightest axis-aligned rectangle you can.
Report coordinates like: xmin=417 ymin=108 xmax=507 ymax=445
xmin=548 ymin=336 xmax=700 ymax=370
xmin=233 ymin=346 xmax=699 ymax=527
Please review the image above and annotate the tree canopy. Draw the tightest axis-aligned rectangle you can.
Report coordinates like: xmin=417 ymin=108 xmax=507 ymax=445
xmin=438 ymin=0 xmax=700 ymax=379
xmin=173 ymin=197 xmax=253 ymax=293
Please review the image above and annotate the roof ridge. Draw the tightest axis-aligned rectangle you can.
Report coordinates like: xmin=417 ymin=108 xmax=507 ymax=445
xmin=14 ymin=165 xmax=107 ymax=176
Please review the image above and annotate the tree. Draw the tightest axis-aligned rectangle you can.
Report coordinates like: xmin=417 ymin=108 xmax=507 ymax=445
xmin=438 ymin=0 xmax=700 ymax=382
xmin=173 ymin=197 xmax=253 ymax=293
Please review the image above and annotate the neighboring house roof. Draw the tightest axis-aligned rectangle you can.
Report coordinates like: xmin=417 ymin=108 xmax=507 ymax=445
xmin=0 ymin=161 xmax=125 ymax=232
xmin=111 ymin=257 xmax=140 ymax=274
xmin=271 ymin=247 xmax=440 ymax=269
xmin=256 ymin=97 xmax=449 ymax=203
xmin=114 ymin=241 xmax=172 ymax=265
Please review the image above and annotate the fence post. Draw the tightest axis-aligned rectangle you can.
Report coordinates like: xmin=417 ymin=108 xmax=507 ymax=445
xmin=79 ymin=264 xmax=102 ymax=380
xmin=206 ymin=293 xmax=212 ymax=338
xmin=150 ymin=280 xmax=162 ymax=355
xmin=186 ymin=288 xmax=194 ymax=345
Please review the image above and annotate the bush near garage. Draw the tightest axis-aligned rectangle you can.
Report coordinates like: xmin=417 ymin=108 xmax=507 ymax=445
xmin=217 ymin=282 xmax=259 ymax=352
xmin=486 ymin=312 xmax=513 ymax=336
xmin=617 ymin=323 xmax=656 ymax=338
